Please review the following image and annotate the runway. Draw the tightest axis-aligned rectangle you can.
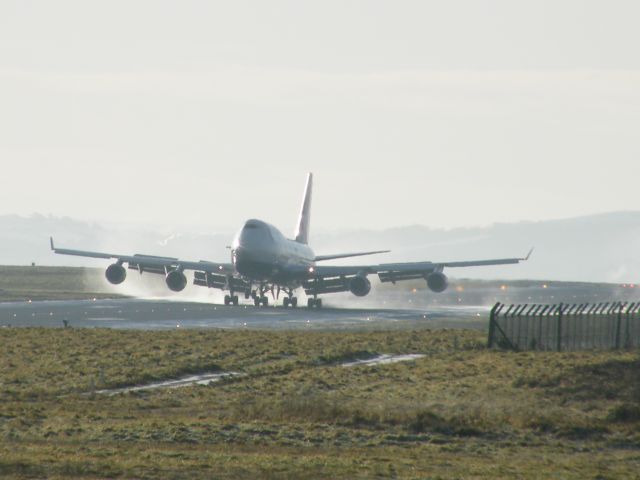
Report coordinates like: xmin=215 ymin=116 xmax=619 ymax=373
xmin=2 ymin=279 xmax=636 ymax=331
xmin=0 ymin=297 xmax=488 ymax=330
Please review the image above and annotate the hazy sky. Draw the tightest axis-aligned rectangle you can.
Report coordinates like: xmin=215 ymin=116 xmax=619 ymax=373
xmin=1 ymin=1 xmax=639 ymax=234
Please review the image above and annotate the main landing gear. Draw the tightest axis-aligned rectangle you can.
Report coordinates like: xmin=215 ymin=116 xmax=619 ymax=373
xmin=224 ymin=294 xmax=239 ymax=306
xmin=226 ymin=286 xmax=303 ymax=308
xmin=280 ymin=288 xmax=298 ymax=308
xmin=253 ymin=295 xmax=268 ymax=307
xmin=307 ymin=298 xmax=322 ymax=309
xmin=250 ymin=288 xmax=268 ymax=307
xmin=283 ymin=296 xmax=298 ymax=308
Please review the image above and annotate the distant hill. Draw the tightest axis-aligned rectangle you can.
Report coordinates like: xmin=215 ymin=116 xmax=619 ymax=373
xmin=1 ymin=211 xmax=639 ymax=283
xmin=312 ymin=211 xmax=640 ymax=283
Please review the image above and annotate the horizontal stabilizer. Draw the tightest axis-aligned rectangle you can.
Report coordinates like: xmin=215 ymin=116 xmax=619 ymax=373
xmin=314 ymin=250 xmax=390 ymax=262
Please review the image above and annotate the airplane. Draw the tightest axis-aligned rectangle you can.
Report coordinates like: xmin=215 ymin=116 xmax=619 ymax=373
xmin=50 ymin=173 xmax=532 ymax=308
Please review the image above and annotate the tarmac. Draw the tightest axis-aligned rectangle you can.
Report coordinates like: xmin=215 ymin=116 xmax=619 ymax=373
xmin=2 ymin=281 xmax=635 ymax=331
xmin=0 ymin=297 xmax=488 ymax=330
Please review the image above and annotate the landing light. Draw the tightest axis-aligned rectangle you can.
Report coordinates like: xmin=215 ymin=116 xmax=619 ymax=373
xmin=308 ymin=267 xmax=315 ymax=273
xmin=500 ymin=285 xmax=507 ymax=291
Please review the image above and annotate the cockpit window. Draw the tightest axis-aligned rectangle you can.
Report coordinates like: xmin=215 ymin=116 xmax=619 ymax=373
xmin=239 ymin=220 xmax=275 ymax=243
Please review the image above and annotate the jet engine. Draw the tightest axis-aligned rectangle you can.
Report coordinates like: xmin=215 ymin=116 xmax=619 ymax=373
xmin=426 ymin=272 xmax=448 ymax=293
xmin=105 ymin=263 xmax=126 ymax=285
xmin=166 ymin=270 xmax=187 ymax=292
xmin=349 ymin=275 xmax=371 ymax=297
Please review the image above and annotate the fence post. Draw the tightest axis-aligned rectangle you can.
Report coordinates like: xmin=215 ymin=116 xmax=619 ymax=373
xmin=624 ymin=303 xmax=635 ymax=349
xmin=615 ymin=303 xmax=625 ymax=349
xmin=557 ymin=303 xmax=563 ymax=352
xmin=488 ymin=302 xmax=500 ymax=348
xmin=514 ymin=304 xmax=527 ymax=349
xmin=539 ymin=305 xmax=550 ymax=350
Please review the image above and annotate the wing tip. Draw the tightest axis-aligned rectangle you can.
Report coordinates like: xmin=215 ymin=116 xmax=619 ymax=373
xmin=524 ymin=247 xmax=534 ymax=261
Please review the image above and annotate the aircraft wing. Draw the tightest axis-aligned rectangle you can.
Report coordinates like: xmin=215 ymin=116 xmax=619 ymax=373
xmin=300 ymin=249 xmax=532 ymax=295
xmin=314 ymin=250 xmax=390 ymax=262
xmin=50 ymin=237 xmax=234 ymax=275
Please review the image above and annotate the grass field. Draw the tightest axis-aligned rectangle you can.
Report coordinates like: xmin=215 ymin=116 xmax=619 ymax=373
xmin=0 ymin=266 xmax=124 ymax=302
xmin=0 ymin=327 xmax=639 ymax=478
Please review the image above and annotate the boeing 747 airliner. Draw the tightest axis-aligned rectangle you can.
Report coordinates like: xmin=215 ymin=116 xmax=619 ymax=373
xmin=51 ymin=173 xmax=531 ymax=308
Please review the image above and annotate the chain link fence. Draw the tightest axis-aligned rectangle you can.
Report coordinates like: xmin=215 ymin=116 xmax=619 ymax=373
xmin=488 ymin=302 xmax=640 ymax=351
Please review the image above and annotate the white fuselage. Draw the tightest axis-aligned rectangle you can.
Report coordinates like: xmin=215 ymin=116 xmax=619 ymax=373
xmin=231 ymin=219 xmax=314 ymax=285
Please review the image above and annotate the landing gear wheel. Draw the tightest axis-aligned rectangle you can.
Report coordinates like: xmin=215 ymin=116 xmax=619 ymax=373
xmin=232 ymin=295 xmax=239 ymax=306
xmin=283 ymin=297 xmax=290 ymax=307
xmin=307 ymin=298 xmax=322 ymax=309
xmin=224 ymin=295 xmax=231 ymax=306
xmin=253 ymin=297 xmax=261 ymax=307
xmin=291 ymin=297 xmax=298 ymax=308
xmin=261 ymin=296 xmax=269 ymax=307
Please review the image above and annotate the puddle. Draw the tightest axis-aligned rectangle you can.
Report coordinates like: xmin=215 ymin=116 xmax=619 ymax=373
xmin=341 ymin=354 xmax=425 ymax=368
xmin=95 ymin=372 xmax=239 ymax=395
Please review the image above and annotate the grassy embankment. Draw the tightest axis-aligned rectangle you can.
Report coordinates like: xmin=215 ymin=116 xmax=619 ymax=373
xmin=0 ymin=327 xmax=639 ymax=478
xmin=0 ymin=266 xmax=123 ymax=302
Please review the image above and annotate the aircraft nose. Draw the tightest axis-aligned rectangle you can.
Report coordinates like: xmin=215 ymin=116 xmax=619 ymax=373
xmin=238 ymin=220 xmax=273 ymax=247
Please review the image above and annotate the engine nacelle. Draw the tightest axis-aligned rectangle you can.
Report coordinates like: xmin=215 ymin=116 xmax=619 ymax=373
xmin=105 ymin=263 xmax=126 ymax=285
xmin=166 ymin=270 xmax=187 ymax=292
xmin=426 ymin=272 xmax=448 ymax=293
xmin=349 ymin=275 xmax=371 ymax=297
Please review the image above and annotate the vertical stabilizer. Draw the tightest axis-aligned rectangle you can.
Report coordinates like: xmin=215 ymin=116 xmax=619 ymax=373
xmin=294 ymin=173 xmax=313 ymax=244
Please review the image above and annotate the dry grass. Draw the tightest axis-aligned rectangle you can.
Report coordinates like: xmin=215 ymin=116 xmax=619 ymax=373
xmin=0 ymin=327 xmax=639 ymax=478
